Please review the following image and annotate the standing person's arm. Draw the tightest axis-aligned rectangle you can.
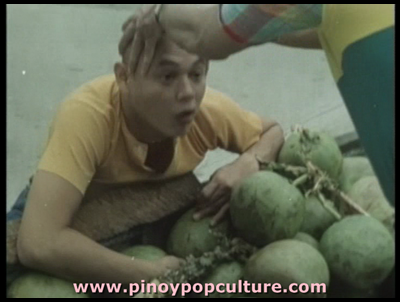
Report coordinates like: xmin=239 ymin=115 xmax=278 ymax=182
xmin=119 ymin=4 xmax=323 ymax=74
xmin=159 ymin=4 xmax=323 ymax=57
xmin=275 ymin=29 xmax=322 ymax=49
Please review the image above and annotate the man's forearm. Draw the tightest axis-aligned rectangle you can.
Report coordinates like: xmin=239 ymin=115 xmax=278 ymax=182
xmin=158 ymin=4 xmax=246 ymax=60
xmin=157 ymin=4 xmax=323 ymax=60
xmin=275 ymin=29 xmax=323 ymax=49
xmin=19 ymin=227 xmax=158 ymax=285
xmin=242 ymin=124 xmax=285 ymax=164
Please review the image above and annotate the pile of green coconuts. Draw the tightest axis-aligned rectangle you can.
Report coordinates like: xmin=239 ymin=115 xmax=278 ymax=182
xmin=8 ymin=126 xmax=395 ymax=298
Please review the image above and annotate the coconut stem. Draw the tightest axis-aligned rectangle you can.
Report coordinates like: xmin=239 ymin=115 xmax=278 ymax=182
xmin=304 ymin=161 xmax=369 ymax=217
xmin=260 ymin=159 xmax=369 ymax=217
xmin=312 ymin=176 xmax=323 ymax=192
xmin=301 ymin=128 xmax=312 ymax=141
xmin=317 ymin=192 xmax=342 ymax=221
xmin=336 ymin=191 xmax=371 ymax=217
xmin=292 ymin=174 xmax=309 ymax=187
xmin=293 ymin=124 xmax=304 ymax=133
xmin=258 ymin=160 xmax=307 ymax=178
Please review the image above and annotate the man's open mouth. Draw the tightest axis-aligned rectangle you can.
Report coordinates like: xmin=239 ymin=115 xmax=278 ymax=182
xmin=176 ymin=110 xmax=196 ymax=124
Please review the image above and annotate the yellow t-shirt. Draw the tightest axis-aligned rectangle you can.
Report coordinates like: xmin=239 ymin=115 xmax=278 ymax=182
xmin=318 ymin=4 xmax=394 ymax=82
xmin=37 ymin=75 xmax=263 ymax=196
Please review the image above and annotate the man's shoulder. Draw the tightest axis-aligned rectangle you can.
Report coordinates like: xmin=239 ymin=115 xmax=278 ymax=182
xmin=202 ymin=86 xmax=231 ymax=101
xmin=200 ymin=86 xmax=235 ymax=111
xmin=61 ymin=74 xmax=119 ymax=115
xmin=196 ymin=86 xmax=261 ymax=127
xmin=193 ymin=86 xmax=240 ymax=132
xmin=86 ymin=74 xmax=118 ymax=89
xmin=68 ymin=74 xmax=117 ymax=100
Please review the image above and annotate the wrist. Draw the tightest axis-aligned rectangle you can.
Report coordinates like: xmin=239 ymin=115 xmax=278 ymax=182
xmin=238 ymin=153 xmax=260 ymax=170
xmin=144 ymin=262 xmax=163 ymax=281
xmin=129 ymin=259 xmax=161 ymax=283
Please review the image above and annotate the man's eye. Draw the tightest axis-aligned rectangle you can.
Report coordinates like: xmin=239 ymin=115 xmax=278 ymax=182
xmin=162 ymin=73 xmax=177 ymax=82
xmin=191 ymin=72 xmax=203 ymax=81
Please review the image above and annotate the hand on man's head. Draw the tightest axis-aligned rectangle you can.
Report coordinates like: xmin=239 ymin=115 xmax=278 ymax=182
xmin=119 ymin=4 xmax=165 ymax=76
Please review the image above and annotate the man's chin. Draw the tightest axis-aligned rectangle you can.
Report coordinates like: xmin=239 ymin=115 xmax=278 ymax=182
xmin=173 ymin=123 xmax=193 ymax=137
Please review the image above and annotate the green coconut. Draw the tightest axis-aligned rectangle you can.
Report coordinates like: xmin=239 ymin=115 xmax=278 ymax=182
xmin=166 ymin=208 xmax=231 ymax=258
xmin=338 ymin=156 xmax=376 ymax=193
xmin=121 ymin=245 xmax=166 ymax=261
xmin=200 ymin=261 xmax=244 ymax=298
xmin=230 ymin=171 xmax=305 ymax=247
xmin=347 ymin=176 xmax=394 ymax=232
xmin=243 ymin=240 xmax=330 ymax=298
xmin=7 ymin=272 xmax=89 ymax=298
xmin=278 ymin=128 xmax=343 ymax=179
xmin=299 ymin=195 xmax=338 ymax=240
xmin=293 ymin=232 xmax=319 ymax=251
xmin=319 ymin=215 xmax=395 ymax=290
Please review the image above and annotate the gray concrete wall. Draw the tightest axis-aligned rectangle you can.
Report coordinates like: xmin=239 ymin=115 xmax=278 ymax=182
xmin=7 ymin=4 xmax=356 ymax=210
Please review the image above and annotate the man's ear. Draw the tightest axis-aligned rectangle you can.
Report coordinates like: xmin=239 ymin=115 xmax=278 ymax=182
xmin=114 ymin=62 xmax=128 ymax=84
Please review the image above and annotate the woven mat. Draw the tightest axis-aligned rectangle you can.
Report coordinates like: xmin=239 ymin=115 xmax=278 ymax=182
xmin=6 ymin=173 xmax=202 ymax=285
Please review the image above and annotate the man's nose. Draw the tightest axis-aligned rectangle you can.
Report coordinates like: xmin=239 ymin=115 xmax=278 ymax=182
xmin=177 ymin=76 xmax=195 ymax=102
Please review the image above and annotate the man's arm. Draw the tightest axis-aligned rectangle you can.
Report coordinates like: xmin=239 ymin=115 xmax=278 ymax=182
xmin=194 ymin=116 xmax=284 ymax=226
xmin=17 ymin=100 xmax=182 ymax=284
xmin=17 ymin=170 xmax=172 ymax=284
xmin=240 ymin=118 xmax=285 ymax=164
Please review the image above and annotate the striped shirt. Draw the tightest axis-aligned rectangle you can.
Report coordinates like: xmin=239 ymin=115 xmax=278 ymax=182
xmin=220 ymin=4 xmax=323 ymax=45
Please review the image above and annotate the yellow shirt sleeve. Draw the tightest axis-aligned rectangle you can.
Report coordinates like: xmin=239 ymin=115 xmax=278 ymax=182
xmin=37 ymin=97 xmax=111 ymax=195
xmin=196 ymin=88 xmax=264 ymax=154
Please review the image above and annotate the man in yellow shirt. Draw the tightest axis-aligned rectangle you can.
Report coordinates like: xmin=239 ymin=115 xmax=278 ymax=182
xmin=121 ymin=4 xmax=394 ymax=207
xmin=7 ymin=32 xmax=284 ymax=286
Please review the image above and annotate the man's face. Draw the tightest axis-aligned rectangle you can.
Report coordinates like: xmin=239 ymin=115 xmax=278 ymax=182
xmin=122 ymin=38 xmax=208 ymax=139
